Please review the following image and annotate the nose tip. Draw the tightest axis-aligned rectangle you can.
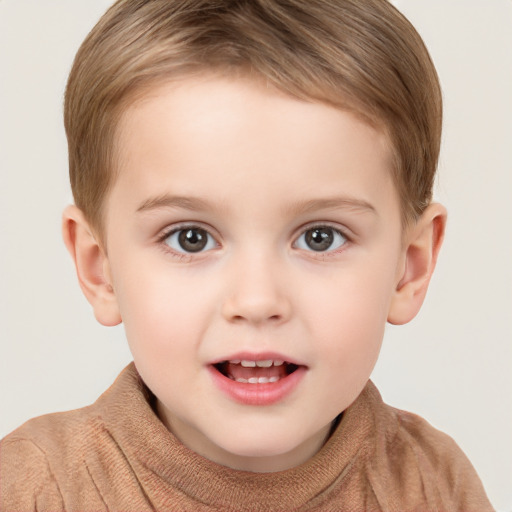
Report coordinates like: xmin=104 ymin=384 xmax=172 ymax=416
xmin=226 ymin=306 xmax=287 ymax=325
xmin=221 ymin=265 xmax=292 ymax=325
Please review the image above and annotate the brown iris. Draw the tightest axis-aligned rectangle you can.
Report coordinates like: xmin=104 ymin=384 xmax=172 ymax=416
xmin=178 ymin=228 xmax=209 ymax=252
xmin=304 ymin=227 xmax=334 ymax=251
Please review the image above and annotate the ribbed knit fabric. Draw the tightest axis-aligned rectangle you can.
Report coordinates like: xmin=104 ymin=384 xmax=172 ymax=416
xmin=1 ymin=363 xmax=493 ymax=511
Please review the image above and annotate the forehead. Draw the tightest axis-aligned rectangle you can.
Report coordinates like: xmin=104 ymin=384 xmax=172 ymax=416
xmin=109 ymin=74 xmax=398 ymax=222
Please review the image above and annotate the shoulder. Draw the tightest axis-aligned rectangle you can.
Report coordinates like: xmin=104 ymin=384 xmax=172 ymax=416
xmin=2 ymin=400 xmax=100 ymax=458
xmin=1 ymin=411 xmax=79 ymax=511
xmin=0 ymin=405 xmax=101 ymax=511
xmin=0 ymin=364 xmax=145 ymax=511
xmin=365 ymin=389 xmax=494 ymax=511
xmin=390 ymin=405 xmax=469 ymax=468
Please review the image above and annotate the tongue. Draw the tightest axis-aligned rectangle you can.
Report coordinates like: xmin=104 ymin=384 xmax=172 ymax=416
xmin=225 ymin=363 xmax=288 ymax=381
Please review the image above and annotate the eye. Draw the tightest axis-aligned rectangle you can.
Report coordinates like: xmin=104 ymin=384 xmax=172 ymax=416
xmin=164 ymin=226 xmax=217 ymax=253
xmin=295 ymin=226 xmax=347 ymax=252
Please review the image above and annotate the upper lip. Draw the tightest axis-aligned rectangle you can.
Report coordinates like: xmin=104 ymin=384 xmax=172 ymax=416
xmin=209 ymin=351 xmax=306 ymax=367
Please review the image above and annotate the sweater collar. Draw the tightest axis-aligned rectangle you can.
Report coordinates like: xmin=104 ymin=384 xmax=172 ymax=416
xmin=99 ymin=362 xmax=381 ymax=511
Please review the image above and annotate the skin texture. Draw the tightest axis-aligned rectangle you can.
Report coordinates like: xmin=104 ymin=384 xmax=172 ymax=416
xmin=63 ymin=74 xmax=446 ymax=473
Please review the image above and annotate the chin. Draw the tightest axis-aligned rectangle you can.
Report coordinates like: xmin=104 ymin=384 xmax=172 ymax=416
xmin=208 ymin=425 xmax=324 ymax=472
xmin=227 ymin=440 xmax=294 ymax=459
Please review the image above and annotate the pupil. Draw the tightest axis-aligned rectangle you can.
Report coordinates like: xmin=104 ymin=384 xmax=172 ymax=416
xmin=306 ymin=228 xmax=333 ymax=251
xmin=178 ymin=228 xmax=208 ymax=252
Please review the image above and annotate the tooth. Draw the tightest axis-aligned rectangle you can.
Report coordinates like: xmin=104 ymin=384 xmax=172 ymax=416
xmin=241 ymin=360 xmax=256 ymax=367
xmin=273 ymin=360 xmax=284 ymax=366
xmin=236 ymin=378 xmax=248 ymax=383
xmin=269 ymin=376 xmax=280 ymax=383
xmin=256 ymin=360 xmax=273 ymax=368
xmin=248 ymin=377 xmax=259 ymax=384
xmin=229 ymin=359 xmax=241 ymax=364
xmin=257 ymin=377 xmax=270 ymax=384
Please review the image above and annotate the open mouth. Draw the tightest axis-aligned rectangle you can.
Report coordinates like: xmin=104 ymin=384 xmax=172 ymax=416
xmin=213 ymin=359 xmax=300 ymax=384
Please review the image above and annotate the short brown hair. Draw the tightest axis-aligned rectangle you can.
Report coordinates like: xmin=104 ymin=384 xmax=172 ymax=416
xmin=64 ymin=0 xmax=442 ymax=236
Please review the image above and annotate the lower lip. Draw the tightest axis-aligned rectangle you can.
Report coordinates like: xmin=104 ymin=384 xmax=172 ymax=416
xmin=208 ymin=365 xmax=307 ymax=406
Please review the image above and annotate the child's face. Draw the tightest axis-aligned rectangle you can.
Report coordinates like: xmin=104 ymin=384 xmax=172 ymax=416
xmin=103 ymin=75 xmax=406 ymax=472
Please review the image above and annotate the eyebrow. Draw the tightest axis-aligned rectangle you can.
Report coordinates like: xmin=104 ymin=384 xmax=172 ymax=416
xmin=136 ymin=194 xmax=376 ymax=216
xmin=283 ymin=197 xmax=377 ymax=217
xmin=137 ymin=194 xmax=223 ymax=213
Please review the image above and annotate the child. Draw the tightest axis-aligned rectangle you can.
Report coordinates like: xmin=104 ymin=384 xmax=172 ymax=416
xmin=0 ymin=0 xmax=494 ymax=510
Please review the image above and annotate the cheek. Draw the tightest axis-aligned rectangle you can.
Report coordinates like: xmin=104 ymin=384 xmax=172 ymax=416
xmin=306 ymin=261 xmax=395 ymax=359
xmin=111 ymin=258 xmax=211 ymax=357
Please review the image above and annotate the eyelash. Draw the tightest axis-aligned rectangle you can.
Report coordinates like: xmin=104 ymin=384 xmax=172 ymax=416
xmin=157 ymin=222 xmax=351 ymax=260
xmin=156 ymin=223 xmax=217 ymax=261
xmin=294 ymin=223 xmax=349 ymax=257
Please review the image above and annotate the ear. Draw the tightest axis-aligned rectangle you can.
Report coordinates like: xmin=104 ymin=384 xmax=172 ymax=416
xmin=387 ymin=203 xmax=447 ymax=325
xmin=62 ymin=205 xmax=122 ymax=327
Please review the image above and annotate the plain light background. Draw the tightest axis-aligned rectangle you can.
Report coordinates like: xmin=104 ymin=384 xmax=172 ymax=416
xmin=1 ymin=1 xmax=511 ymax=509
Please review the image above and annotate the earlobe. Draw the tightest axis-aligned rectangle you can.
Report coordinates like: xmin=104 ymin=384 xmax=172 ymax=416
xmin=62 ymin=205 xmax=122 ymax=327
xmin=387 ymin=203 xmax=447 ymax=325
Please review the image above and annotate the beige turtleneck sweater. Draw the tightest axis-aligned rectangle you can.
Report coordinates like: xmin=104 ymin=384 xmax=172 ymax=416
xmin=1 ymin=363 xmax=493 ymax=511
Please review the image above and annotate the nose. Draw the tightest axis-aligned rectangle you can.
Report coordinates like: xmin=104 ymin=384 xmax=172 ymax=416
xmin=221 ymin=253 xmax=292 ymax=326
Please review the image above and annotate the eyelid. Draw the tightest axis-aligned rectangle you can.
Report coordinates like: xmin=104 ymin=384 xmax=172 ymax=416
xmin=292 ymin=222 xmax=352 ymax=254
xmin=157 ymin=221 xmax=220 ymax=241
xmin=156 ymin=222 xmax=221 ymax=257
xmin=294 ymin=221 xmax=352 ymax=241
xmin=155 ymin=221 xmax=352 ymax=260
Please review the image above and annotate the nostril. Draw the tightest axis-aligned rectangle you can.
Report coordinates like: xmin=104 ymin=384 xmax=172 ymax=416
xmin=230 ymin=313 xmax=282 ymax=323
